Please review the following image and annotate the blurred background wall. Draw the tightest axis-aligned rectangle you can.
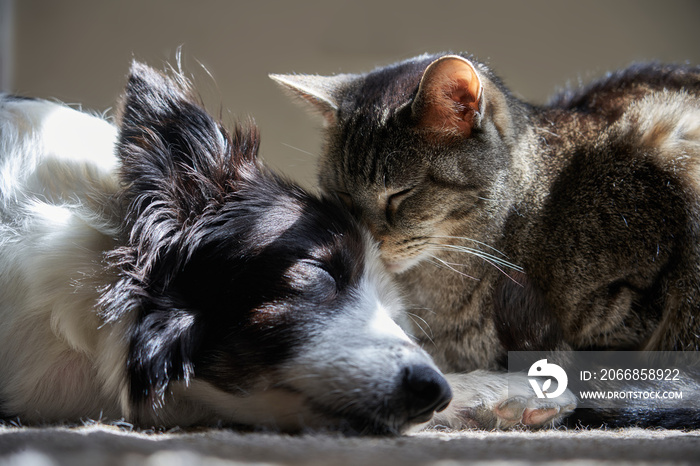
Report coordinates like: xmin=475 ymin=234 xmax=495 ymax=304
xmin=3 ymin=0 xmax=700 ymax=188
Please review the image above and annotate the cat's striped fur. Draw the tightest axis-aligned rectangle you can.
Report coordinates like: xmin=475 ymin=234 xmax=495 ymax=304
xmin=273 ymin=54 xmax=700 ymax=428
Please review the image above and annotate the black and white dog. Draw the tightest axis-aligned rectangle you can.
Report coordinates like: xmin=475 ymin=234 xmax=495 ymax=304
xmin=0 ymin=62 xmax=451 ymax=434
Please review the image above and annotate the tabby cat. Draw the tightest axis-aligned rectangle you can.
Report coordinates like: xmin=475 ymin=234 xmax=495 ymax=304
xmin=272 ymin=53 xmax=700 ymax=429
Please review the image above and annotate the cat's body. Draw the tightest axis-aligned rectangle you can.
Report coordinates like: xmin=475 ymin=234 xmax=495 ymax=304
xmin=273 ymin=54 xmax=700 ymax=428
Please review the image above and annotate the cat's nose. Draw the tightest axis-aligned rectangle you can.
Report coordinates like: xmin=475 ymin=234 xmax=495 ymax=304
xmin=402 ymin=364 xmax=452 ymax=423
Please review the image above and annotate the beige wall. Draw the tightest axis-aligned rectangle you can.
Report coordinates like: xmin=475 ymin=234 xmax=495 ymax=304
xmin=9 ymin=0 xmax=700 ymax=188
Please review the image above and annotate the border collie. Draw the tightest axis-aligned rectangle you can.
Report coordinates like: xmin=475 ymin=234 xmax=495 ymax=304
xmin=0 ymin=62 xmax=451 ymax=434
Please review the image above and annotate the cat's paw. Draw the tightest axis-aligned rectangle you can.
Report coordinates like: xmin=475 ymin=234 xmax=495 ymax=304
xmin=429 ymin=370 xmax=577 ymax=430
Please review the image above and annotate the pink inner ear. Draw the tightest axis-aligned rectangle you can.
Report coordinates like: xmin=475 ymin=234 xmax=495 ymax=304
xmin=422 ymin=83 xmax=478 ymax=136
xmin=450 ymin=83 xmax=480 ymax=121
xmin=415 ymin=56 xmax=482 ymax=137
xmin=452 ymin=85 xmax=478 ymax=106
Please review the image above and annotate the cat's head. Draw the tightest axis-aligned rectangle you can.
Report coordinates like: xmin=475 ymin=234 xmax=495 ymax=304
xmin=272 ymin=53 xmax=527 ymax=273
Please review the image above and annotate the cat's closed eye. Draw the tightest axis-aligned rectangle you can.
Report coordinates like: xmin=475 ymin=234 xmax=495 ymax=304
xmin=386 ymin=186 xmax=414 ymax=220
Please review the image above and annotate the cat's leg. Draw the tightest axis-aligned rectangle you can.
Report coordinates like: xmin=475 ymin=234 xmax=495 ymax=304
xmin=429 ymin=370 xmax=576 ymax=430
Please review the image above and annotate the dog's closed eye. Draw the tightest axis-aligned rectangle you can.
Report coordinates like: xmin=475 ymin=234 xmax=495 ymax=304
xmin=285 ymin=260 xmax=338 ymax=301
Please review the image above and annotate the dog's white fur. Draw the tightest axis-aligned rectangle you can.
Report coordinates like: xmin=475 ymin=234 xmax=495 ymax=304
xmin=0 ymin=98 xmax=129 ymax=422
xmin=0 ymin=95 xmax=442 ymax=430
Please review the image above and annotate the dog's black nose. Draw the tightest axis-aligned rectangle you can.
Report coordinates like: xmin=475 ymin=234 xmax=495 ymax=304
xmin=402 ymin=364 xmax=452 ymax=423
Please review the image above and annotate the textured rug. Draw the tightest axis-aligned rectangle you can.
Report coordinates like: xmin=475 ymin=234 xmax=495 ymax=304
xmin=0 ymin=424 xmax=698 ymax=466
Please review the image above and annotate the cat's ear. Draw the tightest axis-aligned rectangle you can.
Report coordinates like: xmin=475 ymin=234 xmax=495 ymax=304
xmin=412 ymin=55 xmax=484 ymax=137
xmin=270 ymin=73 xmax=355 ymax=124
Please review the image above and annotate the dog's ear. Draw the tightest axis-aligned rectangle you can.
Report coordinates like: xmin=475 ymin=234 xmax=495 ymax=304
xmin=115 ymin=61 xmax=262 ymax=283
xmin=113 ymin=63 xmax=255 ymax=410
xmin=117 ymin=61 xmax=260 ymax=222
xmin=127 ymin=306 xmax=201 ymax=410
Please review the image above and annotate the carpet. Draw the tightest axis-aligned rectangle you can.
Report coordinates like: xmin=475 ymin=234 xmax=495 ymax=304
xmin=0 ymin=424 xmax=698 ymax=466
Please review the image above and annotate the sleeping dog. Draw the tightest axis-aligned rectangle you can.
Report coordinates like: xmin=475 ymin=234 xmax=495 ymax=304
xmin=0 ymin=62 xmax=451 ymax=434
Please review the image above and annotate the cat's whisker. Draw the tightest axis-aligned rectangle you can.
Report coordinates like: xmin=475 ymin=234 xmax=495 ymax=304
xmin=428 ymin=245 xmax=523 ymax=286
xmin=430 ymin=235 xmax=511 ymax=258
xmin=405 ymin=312 xmax=433 ymax=335
xmin=407 ymin=305 xmax=437 ymax=316
xmin=405 ymin=312 xmax=435 ymax=345
xmin=428 ymin=254 xmax=480 ymax=281
xmin=467 ymin=192 xmax=516 ymax=204
xmin=280 ymin=143 xmax=318 ymax=158
xmin=428 ymin=243 xmax=524 ymax=272
xmin=539 ymin=128 xmax=561 ymax=138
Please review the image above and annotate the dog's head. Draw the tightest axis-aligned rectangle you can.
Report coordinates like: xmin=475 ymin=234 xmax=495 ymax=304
xmin=101 ymin=62 xmax=451 ymax=434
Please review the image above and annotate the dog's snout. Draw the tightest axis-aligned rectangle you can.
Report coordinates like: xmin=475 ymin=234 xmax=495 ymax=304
xmin=402 ymin=364 xmax=452 ymax=423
